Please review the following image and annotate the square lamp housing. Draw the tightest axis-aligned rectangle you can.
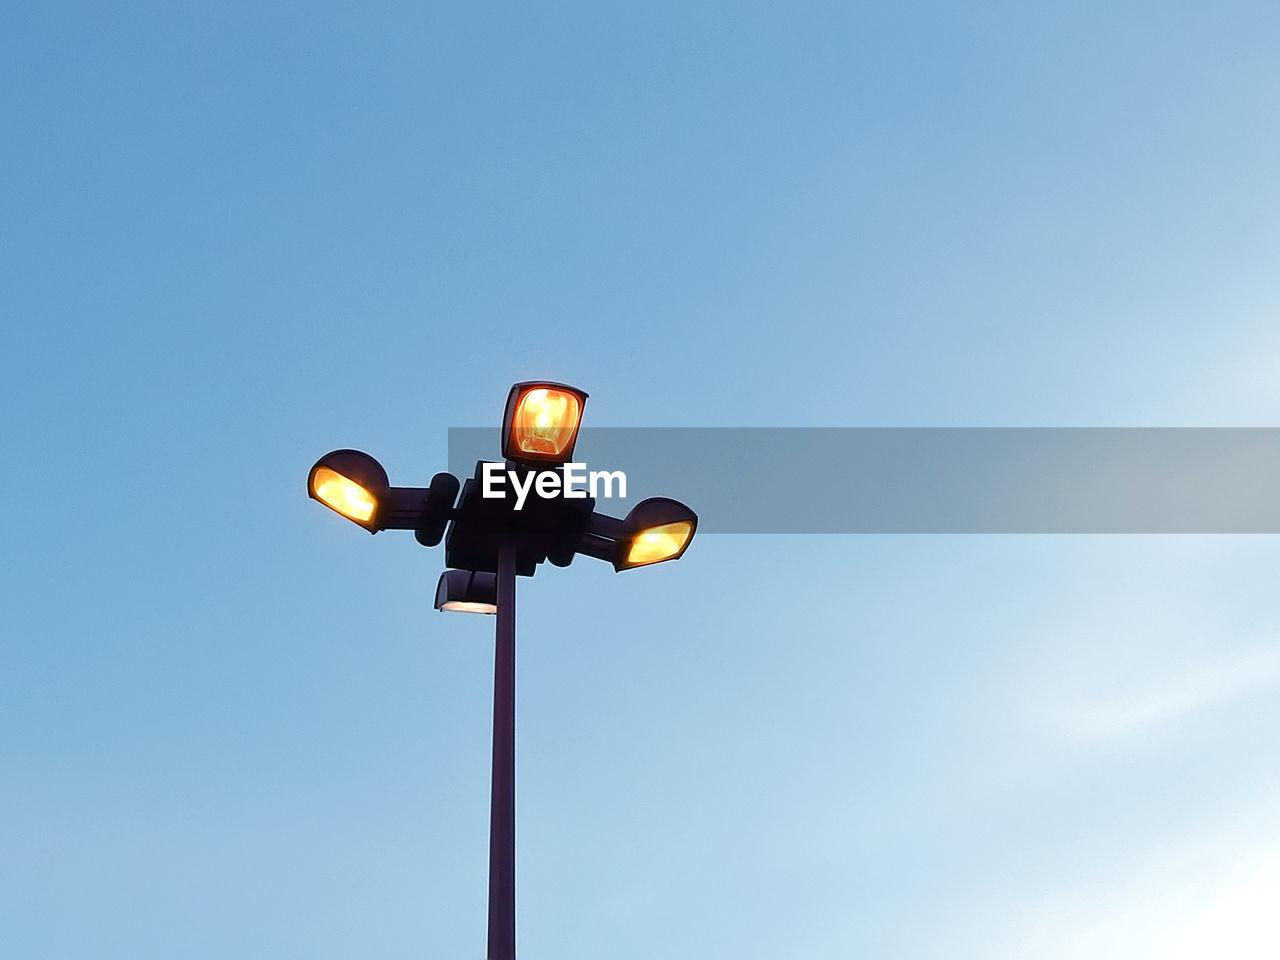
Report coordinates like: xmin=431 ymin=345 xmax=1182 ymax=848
xmin=501 ymin=382 xmax=588 ymax=465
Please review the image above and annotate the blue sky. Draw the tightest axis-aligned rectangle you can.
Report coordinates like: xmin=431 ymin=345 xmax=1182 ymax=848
xmin=3 ymin=2 xmax=1280 ymax=958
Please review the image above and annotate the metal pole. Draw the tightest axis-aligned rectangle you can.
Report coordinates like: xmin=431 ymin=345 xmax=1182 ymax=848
xmin=488 ymin=542 xmax=517 ymax=960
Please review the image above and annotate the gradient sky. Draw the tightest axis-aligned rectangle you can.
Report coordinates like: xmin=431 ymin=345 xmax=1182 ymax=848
xmin=4 ymin=3 xmax=1280 ymax=958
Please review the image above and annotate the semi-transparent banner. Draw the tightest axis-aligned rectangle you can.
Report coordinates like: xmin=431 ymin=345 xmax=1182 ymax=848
xmin=448 ymin=428 xmax=1280 ymax=533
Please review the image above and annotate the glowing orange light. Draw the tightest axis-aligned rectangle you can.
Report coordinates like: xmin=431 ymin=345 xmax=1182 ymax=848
xmin=625 ymin=520 xmax=693 ymax=566
xmin=311 ymin=467 xmax=377 ymax=523
xmin=510 ymin=387 xmax=582 ymax=458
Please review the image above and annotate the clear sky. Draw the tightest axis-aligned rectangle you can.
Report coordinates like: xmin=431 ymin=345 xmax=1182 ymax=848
xmin=3 ymin=2 xmax=1280 ymax=958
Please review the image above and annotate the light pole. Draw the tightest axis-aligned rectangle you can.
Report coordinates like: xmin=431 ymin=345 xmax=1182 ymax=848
xmin=488 ymin=540 xmax=516 ymax=960
xmin=307 ymin=381 xmax=697 ymax=960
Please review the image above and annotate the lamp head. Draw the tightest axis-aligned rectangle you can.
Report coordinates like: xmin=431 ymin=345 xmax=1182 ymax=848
xmin=614 ymin=497 xmax=697 ymax=571
xmin=308 ymin=450 xmax=389 ymax=532
xmin=434 ymin=569 xmax=498 ymax=614
xmin=501 ymin=381 xmax=588 ymax=465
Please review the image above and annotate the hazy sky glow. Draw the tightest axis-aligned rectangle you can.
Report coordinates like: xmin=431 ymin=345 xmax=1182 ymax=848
xmin=3 ymin=3 xmax=1280 ymax=958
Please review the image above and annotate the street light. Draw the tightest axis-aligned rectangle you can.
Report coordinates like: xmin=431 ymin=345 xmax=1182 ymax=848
xmin=308 ymin=449 xmax=460 ymax=542
xmin=573 ymin=497 xmax=698 ymax=571
xmin=307 ymin=449 xmax=388 ymax=531
xmin=617 ymin=497 xmax=698 ymax=570
xmin=306 ymin=382 xmax=696 ymax=960
xmin=435 ymin=569 xmax=498 ymax=614
xmin=501 ymin=381 xmax=588 ymax=464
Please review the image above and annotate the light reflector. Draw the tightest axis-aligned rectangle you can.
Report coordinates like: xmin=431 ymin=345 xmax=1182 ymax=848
xmin=609 ymin=497 xmax=698 ymax=571
xmin=626 ymin=520 xmax=694 ymax=566
xmin=311 ymin=467 xmax=377 ymax=523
